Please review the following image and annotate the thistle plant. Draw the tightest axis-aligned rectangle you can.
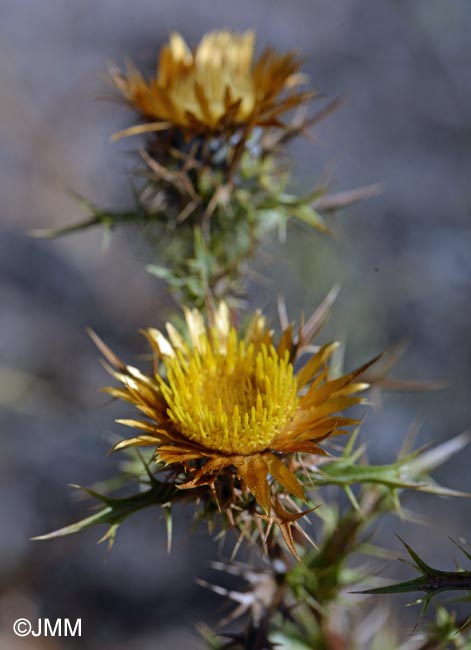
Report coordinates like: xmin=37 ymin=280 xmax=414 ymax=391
xmin=34 ymin=29 xmax=469 ymax=649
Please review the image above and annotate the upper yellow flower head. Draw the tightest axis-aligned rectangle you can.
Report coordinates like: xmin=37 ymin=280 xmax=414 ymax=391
xmin=99 ymin=303 xmax=375 ymax=528
xmin=109 ymin=29 xmax=310 ymax=137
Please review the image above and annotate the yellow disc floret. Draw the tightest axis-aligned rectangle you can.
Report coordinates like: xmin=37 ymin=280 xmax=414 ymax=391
xmin=158 ymin=327 xmax=299 ymax=454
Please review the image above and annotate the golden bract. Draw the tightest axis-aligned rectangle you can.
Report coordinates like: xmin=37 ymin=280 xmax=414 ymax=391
xmin=109 ymin=29 xmax=310 ymax=137
xmin=100 ymin=303 xmax=372 ymax=517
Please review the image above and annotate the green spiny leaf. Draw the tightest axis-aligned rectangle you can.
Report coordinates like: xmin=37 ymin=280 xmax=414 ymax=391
xmin=32 ymin=480 xmax=180 ymax=545
xmin=356 ymin=538 xmax=471 ymax=597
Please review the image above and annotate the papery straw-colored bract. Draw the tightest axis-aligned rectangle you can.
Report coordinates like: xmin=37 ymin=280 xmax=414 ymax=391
xmin=97 ymin=303 xmax=375 ymax=520
xmin=109 ymin=29 xmax=311 ymax=138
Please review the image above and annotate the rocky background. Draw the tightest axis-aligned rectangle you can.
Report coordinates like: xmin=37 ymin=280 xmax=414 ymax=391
xmin=0 ymin=1 xmax=470 ymax=647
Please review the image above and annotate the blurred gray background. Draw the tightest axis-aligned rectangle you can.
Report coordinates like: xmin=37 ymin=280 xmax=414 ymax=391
xmin=0 ymin=0 xmax=470 ymax=647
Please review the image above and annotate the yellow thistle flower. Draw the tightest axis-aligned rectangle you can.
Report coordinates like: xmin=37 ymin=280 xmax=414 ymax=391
xmin=94 ymin=304 xmax=375 ymax=519
xmin=109 ymin=30 xmax=311 ymax=139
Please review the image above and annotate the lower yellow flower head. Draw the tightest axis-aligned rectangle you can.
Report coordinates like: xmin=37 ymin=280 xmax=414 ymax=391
xmin=98 ymin=303 xmax=373 ymax=517
xmin=109 ymin=29 xmax=310 ymax=138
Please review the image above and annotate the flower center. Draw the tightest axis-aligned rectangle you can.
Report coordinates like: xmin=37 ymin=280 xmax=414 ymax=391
xmin=158 ymin=329 xmax=299 ymax=454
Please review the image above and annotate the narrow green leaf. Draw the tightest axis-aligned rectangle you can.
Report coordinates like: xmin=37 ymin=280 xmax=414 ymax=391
xmin=32 ymin=481 xmax=180 ymax=543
